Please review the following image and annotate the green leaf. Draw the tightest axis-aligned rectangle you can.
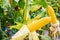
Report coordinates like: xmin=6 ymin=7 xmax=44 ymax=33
xmin=18 ymin=0 xmax=25 ymax=9
xmin=41 ymin=35 xmax=51 ymax=40
xmin=32 ymin=0 xmax=48 ymax=8
xmin=0 ymin=6 xmax=4 ymax=13
xmin=47 ymin=0 xmax=52 ymax=2
xmin=39 ymin=0 xmax=48 ymax=8
xmin=0 ymin=0 xmax=4 ymax=6
xmin=10 ymin=22 xmax=23 ymax=30
xmin=11 ymin=0 xmax=17 ymax=8
xmin=30 ymin=5 xmax=41 ymax=12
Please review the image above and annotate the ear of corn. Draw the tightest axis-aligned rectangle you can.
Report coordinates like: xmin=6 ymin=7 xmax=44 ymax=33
xmin=47 ymin=5 xmax=57 ymax=24
xmin=27 ymin=17 xmax=51 ymax=32
xmin=11 ymin=17 xmax=51 ymax=40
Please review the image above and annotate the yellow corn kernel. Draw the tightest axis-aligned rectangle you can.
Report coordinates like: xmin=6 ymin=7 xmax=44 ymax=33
xmin=27 ymin=17 xmax=51 ymax=32
xmin=47 ymin=5 xmax=57 ymax=24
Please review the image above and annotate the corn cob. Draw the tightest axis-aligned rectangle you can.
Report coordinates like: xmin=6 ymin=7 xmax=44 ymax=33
xmin=11 ymin=17 xmax=51 ymax=40
xmin=47 ymin=5 xmax=57 ymax=24
xmin=47 ymin=5 xmax=60 ymax=40
xmin=27 ymin=17 xmax=51 ymax=32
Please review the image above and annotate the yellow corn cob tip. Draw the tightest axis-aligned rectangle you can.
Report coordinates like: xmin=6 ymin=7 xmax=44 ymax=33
xmin=47 ymin=5 xmax=57 ymax=24
xmin=27 ymin=17 xmax=51 ymax=32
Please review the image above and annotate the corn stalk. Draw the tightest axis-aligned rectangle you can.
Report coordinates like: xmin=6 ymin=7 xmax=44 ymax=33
xmin=23 ymin=0 xmax=30 ymax=23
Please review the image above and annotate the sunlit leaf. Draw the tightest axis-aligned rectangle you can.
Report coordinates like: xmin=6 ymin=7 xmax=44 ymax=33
xmin=30 ymin=5 xmax=41 ymax=12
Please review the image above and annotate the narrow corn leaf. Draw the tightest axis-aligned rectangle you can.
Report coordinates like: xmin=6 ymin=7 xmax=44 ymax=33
xmin=10 ymin=23 xmax=23 ymax=30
